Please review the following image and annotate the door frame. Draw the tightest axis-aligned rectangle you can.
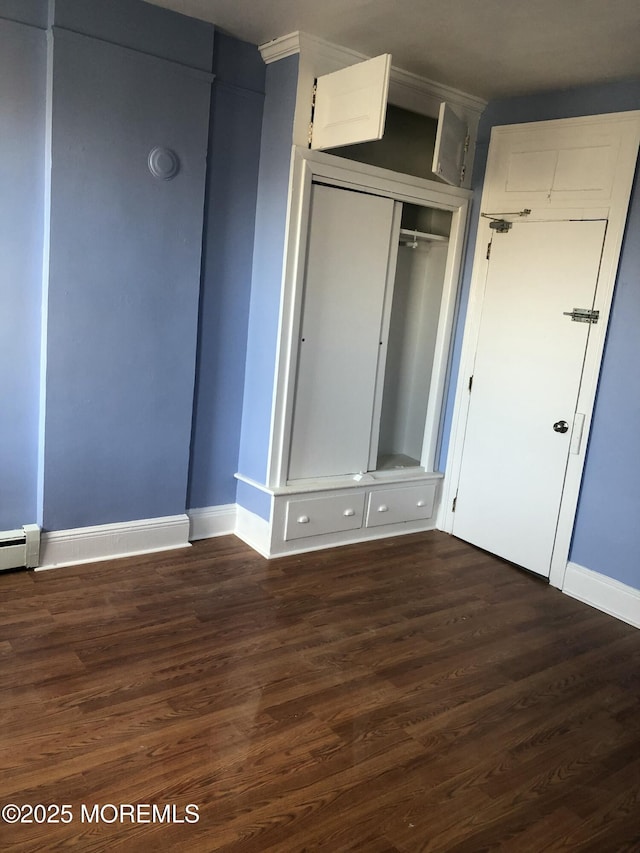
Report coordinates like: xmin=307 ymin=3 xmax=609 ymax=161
xmin=266 ymin=146 xmax=471 ymax=490
xmin=440 ymin=112 xmax=640 ymax=589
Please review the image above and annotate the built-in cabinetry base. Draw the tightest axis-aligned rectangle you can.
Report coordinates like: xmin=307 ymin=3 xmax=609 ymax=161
xmin=236 ymin=472 xmax=442 ymax=558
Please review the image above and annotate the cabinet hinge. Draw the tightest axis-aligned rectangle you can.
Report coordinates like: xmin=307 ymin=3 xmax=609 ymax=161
xmin=458 ymin=133 xmax=470 ymax=184
xmin=308 ymin=80 xmax=317 ymax=148
xmin=452 ymin=496 xmax=457 ymax=512
xmin=468 ymin=375 xmax=473 ymax=392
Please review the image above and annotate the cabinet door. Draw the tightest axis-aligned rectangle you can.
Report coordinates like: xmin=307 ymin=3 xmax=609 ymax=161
xmin=311 ymin=54 xmax=391 ymax=151
xmin=288 ymin=184 xmax=395 ymax=481
xmin=432 ymin=102 xmax=468 ymax=186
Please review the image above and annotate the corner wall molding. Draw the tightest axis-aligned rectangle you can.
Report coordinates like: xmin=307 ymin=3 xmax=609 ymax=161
xmin=564 ymin=562 xmax=640 ymax=629
xmin=38 ymin=514 xmax=191 ymax=570
xmin=187 ymin=504 xmax=237 ymax=541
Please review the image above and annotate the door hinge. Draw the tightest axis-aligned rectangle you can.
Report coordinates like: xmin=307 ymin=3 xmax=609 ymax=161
xmin=452 ymin=496 xmax=457 ymax=512
xmin=563 ymin=307 xmax=600 ymax=324
xmin=458 ymin=134 xmax=470 ymax=185
xmin=468 ymin=375 xmax=473 ymax=392
xmin=486 ymin=241 xmax=492 ymax=260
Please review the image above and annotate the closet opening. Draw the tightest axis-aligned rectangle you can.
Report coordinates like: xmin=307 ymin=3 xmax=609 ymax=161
xmin=374 ymin=203 xmax=453 ymax=473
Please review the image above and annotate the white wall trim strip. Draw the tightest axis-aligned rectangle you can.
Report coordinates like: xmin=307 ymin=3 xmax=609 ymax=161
xmin=187 ymin=504 xmax=237 ymax=541
xmin=37 ymin=514 xmax=191 ymax=571
xmin=564 ymin=562 xmax=640 ymax=629
xmin=234 ymin=505 xmax=271 ymax=558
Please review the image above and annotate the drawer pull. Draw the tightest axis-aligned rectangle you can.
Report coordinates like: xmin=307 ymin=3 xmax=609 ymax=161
xmin=343 ymin=508 xmax=356 ymax=517
xmin=297 ymin=515 xmax=310 ymax=524
xmin=377 ymin=504 xmax=388 ymax=513
xmin=416 ymin=500 xmax=426 ymax=507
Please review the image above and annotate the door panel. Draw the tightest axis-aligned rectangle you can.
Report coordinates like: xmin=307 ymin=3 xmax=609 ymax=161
xmin=452 ymin=219 xmax=606 ymax=576
xmin=288 ymin=184 xmax=395 ymax=481
xmin=311 ymin=54 xmax=391 ymax=151
xmin=432 ymin=102 xmax=468 ymax=187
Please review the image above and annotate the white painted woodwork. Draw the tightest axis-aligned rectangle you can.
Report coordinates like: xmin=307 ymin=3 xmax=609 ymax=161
xmin=365 ymin=483 xmax=436 ymax=527
xmin=432 ymin=102 xmax=468 ymax=186
xmin=483 ymin=113 xmax=640 ymax=210
xmin=287 ymin=183 xmax=395 ymax=480
xmin=441 ymin=111 xmax=640 ymax=591
xmin=258 ymin=32 xmax=485 ymax=188
xmin=38 ymin=515 xmax=190 ymax=570
xmin=270 ymin=148 xmax=470 ymax=492
xmin=452 ymin=219 xmax=606 ymax=577
xmin=284 ymin=492 xmax=366 ymax=540
xmin=262 ymin=471 xmax=443 ymax=556
xmin=564 ymin=562 xmax=640 ymax=629
xmin=187 ymin=505 xmax=237 ymax=540
xmin=260 ymin=149 xmax=470 ymax=555
xmin=311 ymin=53 xmax=391 ymax=150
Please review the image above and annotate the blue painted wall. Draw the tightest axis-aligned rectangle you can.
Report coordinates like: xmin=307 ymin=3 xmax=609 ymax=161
xmin=236 ymin=55 xmax=299 ymax=517
xmin=441 ymin=79 xmax=640 ymax=591
xmin=39 ymin=6 xmax=213 ymax=530
xmin=0 ymin=15 xmax=46 ymax=529
xmin=188 ymin=34 xmax=265 ymax=510
xmin=0 ymin=0 xmax=46 ymax=28
xmin=570 ymin=162 xmax=640 ymax=589
xmin=52 ymin=0 xmax=214 ymax=72
xmin=2 ymin=0 xmax=270 ymax=535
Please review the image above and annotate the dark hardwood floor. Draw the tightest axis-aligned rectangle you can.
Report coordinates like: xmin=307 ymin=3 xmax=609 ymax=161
xmin=1 ymin=531 xmax=639 ymax=851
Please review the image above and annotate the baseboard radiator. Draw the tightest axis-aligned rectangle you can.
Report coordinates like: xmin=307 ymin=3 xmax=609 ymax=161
xmin=0 ymin=524 xmax=40 ymax=571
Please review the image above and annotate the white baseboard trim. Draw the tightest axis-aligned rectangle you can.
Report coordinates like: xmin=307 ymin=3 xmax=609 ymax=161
xmin=187 ymin=504 xmax=237 ymax=541
xmin=37 ymin=514 xmax=191 ymax=571
xmin=234 ymin=505 xmax=271 ymax=558
xmin=564 ymin=562 xmax=640 ymax=629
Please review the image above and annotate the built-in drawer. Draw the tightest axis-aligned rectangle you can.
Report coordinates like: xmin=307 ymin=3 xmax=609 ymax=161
xmin=284 ymin=492 xmax=365 ymax=541
xmin=365 ymin=483 xmax=436 ymax=528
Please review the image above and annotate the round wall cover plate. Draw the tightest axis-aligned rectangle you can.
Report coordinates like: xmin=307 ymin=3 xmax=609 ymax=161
xmin=148 ymin=146 xmax=180 ymax=180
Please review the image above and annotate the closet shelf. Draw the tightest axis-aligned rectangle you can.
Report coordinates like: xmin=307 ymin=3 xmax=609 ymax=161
xmin=399 ymin=227 xmax=449 ymax=246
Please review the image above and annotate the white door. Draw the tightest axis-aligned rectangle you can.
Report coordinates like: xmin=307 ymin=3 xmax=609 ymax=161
xmin=452 ymin=219 xmax=607 ymax=577
xmin=288 ymin=183 xmax=395 ymax=480
xmin=311 ymin=54 xmax=391 ymax=151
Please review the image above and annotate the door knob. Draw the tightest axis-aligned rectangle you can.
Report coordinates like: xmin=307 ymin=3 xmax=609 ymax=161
xmin=553 ymin=420 xmax=569 ymax=433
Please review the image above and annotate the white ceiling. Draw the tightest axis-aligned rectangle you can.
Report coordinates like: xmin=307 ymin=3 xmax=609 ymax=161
xmin=145 ymin=0 xmax=640 ymax=100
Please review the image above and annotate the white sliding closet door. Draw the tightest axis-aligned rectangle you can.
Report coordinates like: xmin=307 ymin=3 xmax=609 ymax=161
xmin=288 ymin=183 xmax=395 ymax=480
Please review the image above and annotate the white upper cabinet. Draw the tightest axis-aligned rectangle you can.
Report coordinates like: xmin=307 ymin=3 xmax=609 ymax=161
xmin=432 ymin=102 xmax=469 ymax=186
xmin=259 ymin=33 xmax=486 ymax=189
xmin=310 ymin=55 xmax=469 ymax=187
xmin=310 ymin=54 xmax=391 ymax=150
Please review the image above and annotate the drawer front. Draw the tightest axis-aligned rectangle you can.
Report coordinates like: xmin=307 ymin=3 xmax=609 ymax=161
xmin=365 ymin=483 xmax=436 ymax=528
xmin=284 ymin=493 xmax=365 ymax=541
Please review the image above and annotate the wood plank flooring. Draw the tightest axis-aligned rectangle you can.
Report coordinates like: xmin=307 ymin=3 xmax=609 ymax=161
xmin=1 ymin=531 xmax=639 ymax=851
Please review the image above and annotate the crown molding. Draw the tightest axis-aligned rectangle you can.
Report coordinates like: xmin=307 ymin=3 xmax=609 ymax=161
xmin=259 ymin=31 xmax=486 ymax=115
